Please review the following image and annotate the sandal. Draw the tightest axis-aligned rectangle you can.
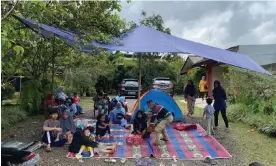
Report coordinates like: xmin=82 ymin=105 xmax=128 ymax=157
xmin=45 ymin=147 xmax=51 ymax=152
xmin=120 ymin=158 xmax=127 ymax=163
xmin=104 ymin=158 xmax=116 ymax=163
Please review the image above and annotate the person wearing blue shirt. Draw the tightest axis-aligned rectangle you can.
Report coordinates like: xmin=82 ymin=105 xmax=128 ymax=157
xmin=203 ymin=98 xmax=215 ymax=136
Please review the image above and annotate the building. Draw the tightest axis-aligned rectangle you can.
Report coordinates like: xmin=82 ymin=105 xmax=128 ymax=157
xmin=227 ymin=44 xmax=276 ymax=71
xmin=181 ymin=44 xmax=276 ymax=95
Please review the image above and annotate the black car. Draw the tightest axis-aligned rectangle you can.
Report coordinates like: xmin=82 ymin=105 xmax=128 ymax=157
xmin=151 ymin=77 xmax=175 ymax=97
xmin=119 ymin=79 xmax=140 ymax=98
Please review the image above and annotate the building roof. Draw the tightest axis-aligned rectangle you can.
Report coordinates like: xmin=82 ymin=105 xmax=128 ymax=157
xmin=227 ymin=44 xmax=276 ymax=66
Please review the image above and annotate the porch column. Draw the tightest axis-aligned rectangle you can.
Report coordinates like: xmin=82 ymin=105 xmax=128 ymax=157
xmin=206 ymin=64 xmax=212 ymax=96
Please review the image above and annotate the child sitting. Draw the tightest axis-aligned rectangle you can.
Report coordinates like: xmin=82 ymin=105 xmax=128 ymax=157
xmin=203 ymin=98 xmax=215 ymax=136
xmin=70 ymin=127 xmax=117 ymax=158
xmin=96 ymin=114 xmax=112 ymax=140
xmin=42 ymin=108 xmax=66 ymax=152
xmin=73 ymin=93 xmax=84 ymax=115
xmin=76 ymin=127 xmax=98 ymax=158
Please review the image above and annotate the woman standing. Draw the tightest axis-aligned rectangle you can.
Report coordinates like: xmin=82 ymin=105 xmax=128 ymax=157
xmin=184 ymin=80 xmax=196 ymax=117
xmin=212 ymin=80 xmax=229 ymax=132
xmin=199 ymin=76 xmax=208 ymax=100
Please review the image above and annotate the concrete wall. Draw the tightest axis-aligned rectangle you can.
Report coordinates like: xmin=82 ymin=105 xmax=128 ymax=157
xmin=210 ymin=66 xmax=227 ymax=90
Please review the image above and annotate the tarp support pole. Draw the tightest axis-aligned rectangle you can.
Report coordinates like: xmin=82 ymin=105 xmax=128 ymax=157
xmin=52 ymin=38 xmax=55 ymax=93
xmin=138 ymin=53 xmax=142 ymax=109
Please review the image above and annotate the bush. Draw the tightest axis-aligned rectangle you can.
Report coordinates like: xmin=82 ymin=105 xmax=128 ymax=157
xmin=20 ymin=78 xmax=51 ymax=114
xmin=1 ymin=83 xmax=15 ymax=101
xmin=1 ymin=106 xmax=28 ymax=130
xmin=228 ymin=104 xmax=276 ymax=136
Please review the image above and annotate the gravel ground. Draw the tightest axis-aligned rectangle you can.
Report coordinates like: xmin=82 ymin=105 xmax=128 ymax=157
xmin=2 ymin=110 xmax=245 ymax=166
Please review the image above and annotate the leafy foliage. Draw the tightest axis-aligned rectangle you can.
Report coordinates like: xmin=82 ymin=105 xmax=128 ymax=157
xmin=228 ymin=104 xmax=276 ymax=136
xmin=1 ymin=83 xmax=16 ymax=101
xmin=1 ymin=106 xmax=27 ymax=130
xmin=224 ymin=66 xmax=276 ymax=136
xmin=63 ymin=53 xmax=116 ymax=95
xmin=1 ymin=1 xmax=126 ymax=113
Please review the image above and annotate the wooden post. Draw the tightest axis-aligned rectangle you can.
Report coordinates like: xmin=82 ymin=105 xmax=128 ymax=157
xmin=206 ymin=63 xmax=212 ymax=96
xmin=52 ymin=38 xmax=55 ymax=93
xmin=138 ymin=53 xmax=142 ymax=109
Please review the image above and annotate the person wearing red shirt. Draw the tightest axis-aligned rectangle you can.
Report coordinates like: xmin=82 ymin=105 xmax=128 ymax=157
xmin=73 ymin=94 xmax=81 ymax=104
xmin=72 ymin=93 xmax=84 ymax=115
xmin=44 ymin=93 xmax=58 ymax=119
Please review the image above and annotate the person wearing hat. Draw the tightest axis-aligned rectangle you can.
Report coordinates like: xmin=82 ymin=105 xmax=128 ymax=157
xmin=147 ymin=100 xmax=173 ymax=145
xmin=42 ymin=108 xmax=66 ymax=152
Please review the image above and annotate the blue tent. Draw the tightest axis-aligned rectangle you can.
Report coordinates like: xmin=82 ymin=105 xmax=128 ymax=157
xmin=131 ymin=89 xmax=184 ymax=121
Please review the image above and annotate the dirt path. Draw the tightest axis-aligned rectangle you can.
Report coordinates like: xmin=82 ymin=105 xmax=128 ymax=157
xmin=1 ymin=102 xmax=245 ymax=166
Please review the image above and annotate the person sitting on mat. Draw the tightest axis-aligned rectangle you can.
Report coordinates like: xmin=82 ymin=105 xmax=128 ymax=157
xmin=59 ymin=110 xmax=76 ymax=144
xmin=42 ymin=108 xmax=66 ymax=152
xmin=78 ymin=127 xmax=118 ymax=157
xmin=109 ymin=102 xmax=131 ymax=129
xmin=132 ymin=110 xmax=150 ymax=138
xmin=147 ymin=100 xmax=174 ymax=145
xmin=69 ymin=128 xmax=83 ymax=154
xmin=76 ymin=127 xmax=98 ymax=158
xmin=96 ymin=114 xmax=113 ymax=140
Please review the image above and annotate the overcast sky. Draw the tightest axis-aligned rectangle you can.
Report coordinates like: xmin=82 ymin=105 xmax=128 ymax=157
xmin=119 ymin=1 xmax=276 ymax=49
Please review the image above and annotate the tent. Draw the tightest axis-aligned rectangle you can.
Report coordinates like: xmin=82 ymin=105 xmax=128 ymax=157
xmin=131 ymin=89 xmax=184 ymax=121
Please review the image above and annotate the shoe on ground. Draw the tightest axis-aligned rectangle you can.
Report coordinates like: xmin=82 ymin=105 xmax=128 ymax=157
xmin=225 ymin=128 xmax=230 ymax=133
xmin=104 ymin=158 xmax=116 ymax=163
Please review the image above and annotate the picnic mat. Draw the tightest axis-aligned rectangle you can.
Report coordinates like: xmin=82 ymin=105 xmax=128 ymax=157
xmin=70 ymin=118 xmax=231 ymax=160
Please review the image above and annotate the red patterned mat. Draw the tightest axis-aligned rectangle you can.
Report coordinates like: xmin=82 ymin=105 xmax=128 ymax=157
xmin=69 ymin=119 xmax=231 ymax=159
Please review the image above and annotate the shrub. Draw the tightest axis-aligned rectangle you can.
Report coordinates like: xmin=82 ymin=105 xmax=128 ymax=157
xmin=1 ymin=83 xmax=15 ymax=101
xmin=20 ymin=78 xmax=51 ymax=114
xmin=1 ymin=106 xmax=28 ymax=131
xmin=228 ymin=103 xmax=276 ymax=136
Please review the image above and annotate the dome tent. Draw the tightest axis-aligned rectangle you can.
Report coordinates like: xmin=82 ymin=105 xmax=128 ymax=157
xmin=131 ymin=89 xmax=184 ymax=121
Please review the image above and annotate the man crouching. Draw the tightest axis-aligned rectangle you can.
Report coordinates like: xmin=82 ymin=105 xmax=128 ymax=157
xmin=146 ymin=100 xmax=174 ymax=145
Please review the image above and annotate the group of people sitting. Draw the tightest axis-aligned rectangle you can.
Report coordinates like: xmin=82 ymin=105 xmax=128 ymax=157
xmin=42 ymin=96 xmax=175 ymax=158
xmin=42 ymin=108 xmax=118 ymax=157
xmin=44 ymin=88 xmax=84 ymax=118
xmin=93 ymin=90 xmax=128 ymax=116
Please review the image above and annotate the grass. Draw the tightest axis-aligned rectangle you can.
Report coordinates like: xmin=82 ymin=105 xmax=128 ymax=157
xmin=79 ymin=97 xmax=94 ymax=111
xmin=175 ymin=98 xmax=276 ymax=165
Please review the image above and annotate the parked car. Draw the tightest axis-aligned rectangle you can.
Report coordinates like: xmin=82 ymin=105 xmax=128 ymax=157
xmin=1 ymin=140 xmax=42 ymax=166
xmin=151 ymin=77 xmax=175 ymax=97
xmin=119 ymin=79 xmax=140 ymax=98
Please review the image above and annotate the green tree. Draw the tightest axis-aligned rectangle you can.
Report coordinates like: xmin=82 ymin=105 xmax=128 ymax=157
xmin=1 ymin=1 xmax=126 ymax=113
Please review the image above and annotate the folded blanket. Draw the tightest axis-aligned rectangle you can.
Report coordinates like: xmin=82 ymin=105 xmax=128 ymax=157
xmin=175 ymin=123 xmax=197 ymax=131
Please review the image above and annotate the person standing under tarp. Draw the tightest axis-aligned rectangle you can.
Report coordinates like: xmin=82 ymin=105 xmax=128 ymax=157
xmin=212 ymin=80 xmax=229 ymax=132
xmin=147 ymin=100 xmax=173 ymax=146
xmin=184 ymin=80 xmax=196 ymax=117
xmin=199 ymin=76 xmax=208 ymax=101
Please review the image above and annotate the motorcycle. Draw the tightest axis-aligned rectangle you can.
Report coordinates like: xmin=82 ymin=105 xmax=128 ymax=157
xmin=1 ymin=140 xmax=43 ymax=166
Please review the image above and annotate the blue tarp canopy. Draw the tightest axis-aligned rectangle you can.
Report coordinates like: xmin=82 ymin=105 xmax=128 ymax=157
xmin=14 ymin=15 xmax=271 ymax=75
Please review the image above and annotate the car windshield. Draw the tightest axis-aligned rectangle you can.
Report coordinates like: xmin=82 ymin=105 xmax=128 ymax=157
xmin=154 ymin=80 xmax=172 ymax=84
xmin=125 ymin=81 xmax=138 ymax=86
